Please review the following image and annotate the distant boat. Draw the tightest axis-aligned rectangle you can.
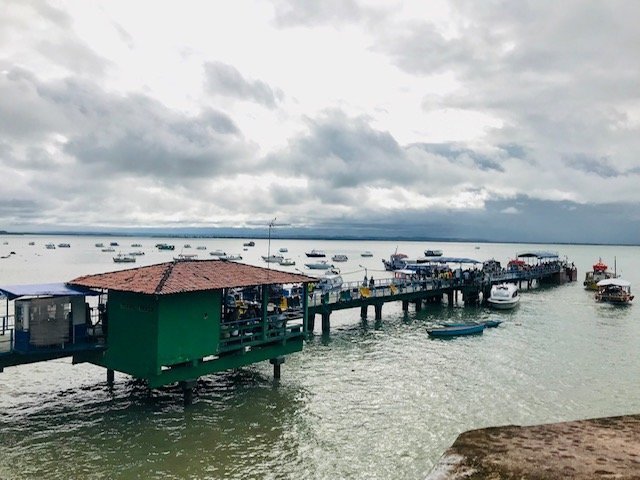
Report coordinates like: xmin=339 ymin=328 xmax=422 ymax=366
xmin=262 ymin=254 xmax=284 ymax=263
xmin=102 ymin=247 xmax=116 ymax=252
xmin=424 ymin=249 xmax=443 ymax=257
xmin=57 ymin=243 xmax=71 ymax=248
xmin=221 ymin=254 xmax=242 ymax=261
xmin=95 ymin=243 xmax=104 ymax=248
xmin=305 ymin=249 xmax=326 ymax=258
xmin=382 ymin=252 xmax=408 ymax=271
xmin=28 ymin=241 xmax=35 ymax=246
xmin=427 ymin=324 xmax=485 ymax=337
xmin=331 ymin=254 xmax=348 ymax=262
xmin=110 ymin=242 xmax=119 ymax=247
xmin=210 ymin=249 xmax=226 ymax=257
xmin=279 ymin=258 xmax=295 ymax=266
xmin=196 ymin=246 xmax=207 ymax=250
xmin=113 ymin=253 xmax=136 ymax=263
xmin=279 ymin=247 xmax=288 ymax=253
xmin=131 ymin=243 xmax=142 ymax=248
xmin=183 ymin=244 xmax=191 ymax=249
xmin=243 ymin=241 xmax=255 ymax=247
xmin=305 ymin=261 xmax=333 ymax=270
xmin=174 ymin=253 xmax=198 ymax=261
xmin=45 ymin=243 xmax=56 ymax=249
xmin=156 ymin=243 xmax=175 ymax=251
xmin=487 ymin=283 xmax=520 ymax=309
xmin=129 ymin=250 xmax=145 ymax=256
xmin=361 ymin=251 xmax=373 ymax=257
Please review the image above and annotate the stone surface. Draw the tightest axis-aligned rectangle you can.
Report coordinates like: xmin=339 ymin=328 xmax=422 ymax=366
xmin=427 ymin=415 xmax=640 ymax=479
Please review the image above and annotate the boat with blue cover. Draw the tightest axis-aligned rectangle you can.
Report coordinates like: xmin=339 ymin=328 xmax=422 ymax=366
xmin=427 ymin=324 xmax=485 ymax=337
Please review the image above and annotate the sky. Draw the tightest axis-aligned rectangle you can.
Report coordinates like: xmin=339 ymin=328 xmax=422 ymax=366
xmin=1 ymin=0 xmax=639 ymax=243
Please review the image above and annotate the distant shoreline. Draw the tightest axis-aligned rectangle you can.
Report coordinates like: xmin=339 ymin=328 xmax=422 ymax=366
xmin=0 ymin=230 xmax=637 ymax=247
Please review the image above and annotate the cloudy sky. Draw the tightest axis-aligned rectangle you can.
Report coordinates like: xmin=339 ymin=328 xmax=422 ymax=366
xmin=1 ymin=0 xmax=639 ymax=243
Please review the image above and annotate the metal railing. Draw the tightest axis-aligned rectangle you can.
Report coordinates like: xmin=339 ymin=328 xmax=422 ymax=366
xmin=219 ymin=312 xmax=304 ymax=352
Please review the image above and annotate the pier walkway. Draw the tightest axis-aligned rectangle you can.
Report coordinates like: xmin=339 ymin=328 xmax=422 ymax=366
xmin=307 ymin=261 xmax=577 ymax=333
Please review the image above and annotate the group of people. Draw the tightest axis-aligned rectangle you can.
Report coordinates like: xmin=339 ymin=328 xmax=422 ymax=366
xmin=362 ymin=275 xmax=375 ymax=289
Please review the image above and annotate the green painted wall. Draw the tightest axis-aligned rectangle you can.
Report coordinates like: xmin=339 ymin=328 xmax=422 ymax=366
xmin=100 ymin=291 xmax=159 ymax=377
xmin=156 ymin=290 xmax=221 ymax=367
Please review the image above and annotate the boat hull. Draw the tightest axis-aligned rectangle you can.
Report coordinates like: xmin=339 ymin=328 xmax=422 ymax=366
xmin=427 ymin=324 xmax=485 ymax=337
xmin=487 ymin=298 xmax=520 ymax=310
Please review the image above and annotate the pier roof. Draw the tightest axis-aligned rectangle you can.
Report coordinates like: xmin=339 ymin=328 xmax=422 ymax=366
xmin=0 ymin=283 xmax=99 ymax=300
xmin=69 ymin=260 xmax=316 ymax=295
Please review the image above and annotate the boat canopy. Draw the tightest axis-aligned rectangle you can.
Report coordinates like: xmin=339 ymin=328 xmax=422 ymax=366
xmin=516 ymin=251 xmax=559 ymax=259
xmin=596 ymin=278 xmax=631 ymax=288
xmin=427 ymin=257 xmax=481 ymax=264
xmin=0 ymin=283 xmax=100 ymax=300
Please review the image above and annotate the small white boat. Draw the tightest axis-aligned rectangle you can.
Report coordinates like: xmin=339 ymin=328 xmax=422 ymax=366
xmin=279 ymin=258 xmax=295 ymax=266
xmin=196 ymin=246 xmax=207 ymax=250
xmin=131 ymin=243 xmax=142 ymax=248
xmin=45 ymin=243 xmax=56 ymax=249
xmin=361 ymin=251 xmax=373 ymax=257
xmin=487 ymin=283 xmax=520 ymax=309
xmin=57 ymin=243 xmax=71 ymax=248
xmin=305 ymin=261 xmax=334 ymax=270
xmin=262 ymin=254 xmax=284 ymax=263
xmin=315 ymin=273 xmax=343 ymax=292
xmin=331 ymin=254 xmax=348 ymax=262
xmin=220 ymin=254 xmax=242 ymax=261
xmin=102 ymin=247 xmax=116 ymax=252
xmin=113 ymin=253 xmax=136 ymax=263
xmin=210 ymin=250 xmax=227 ymax=257
xmin=129 ymin=251 xmax=145 ymax=256
xmin=174 ymin=253 xmax=198 ymax=261
xmin=279 ymin=247 xmax=288 ymax=253
xmin=424 ymin=249 xmax=443 ymax=257
xmin=183 ymin=244 xmax=192 ymax=249
xmin=95 ymin=242 xmax=104 ymax=248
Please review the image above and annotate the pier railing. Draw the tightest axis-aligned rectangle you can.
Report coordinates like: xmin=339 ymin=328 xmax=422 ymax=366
xmin=219 ymin=313 xmax=304 ymax=353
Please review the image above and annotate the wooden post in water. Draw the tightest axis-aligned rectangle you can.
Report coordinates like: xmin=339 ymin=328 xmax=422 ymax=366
xmin=270 ymin=356 xmax=284 ymax=380
xmin=180 ymin=379 xmax=196 ymax=406
xmin=414 ymin=300 xmax=422 ymax=312
xmin=374 ymin=304 xmax=382 ymax=320
xmin=447 ymin=291 xmax=454 ymax=307
xmin=360 ymin=305 xmax=368 ymax=318
xmin=321 ymin=312 xmax=331 ymax=334
xmin=402 ymin=300 xmax=409 ymax=311
xmin=307 ymin=313 xmax=315 ymax=333
xmin=107 ymin=368 xmax=114 ymax=386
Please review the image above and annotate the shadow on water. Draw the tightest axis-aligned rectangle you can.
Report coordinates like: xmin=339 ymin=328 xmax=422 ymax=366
xmin=0 ymin=369 xmax=312 ymax=480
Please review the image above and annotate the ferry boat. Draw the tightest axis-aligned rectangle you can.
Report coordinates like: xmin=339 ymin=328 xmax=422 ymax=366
xmin=584 ymin=259 xmax=616 ymax=290
xmin=595 ymin=279 xmax=634 ymax=304
xmin=487 ymin=283 xmax=520 ymax=309
xmin=331 ymin=254 xmax=348 ymax=262
xmin=382 ymin=252 xmax=408 ymax=271
xmin=305 ymin=249 xmax=326 ymax=258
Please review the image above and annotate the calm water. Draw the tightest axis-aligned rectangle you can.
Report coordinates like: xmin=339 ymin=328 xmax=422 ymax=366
xmin=1 ymin=235 xmax=639 ymax=479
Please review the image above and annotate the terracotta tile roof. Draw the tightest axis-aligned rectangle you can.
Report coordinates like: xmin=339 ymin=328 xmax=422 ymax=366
xmin=69 ymin=260 xmax=316 ymax=295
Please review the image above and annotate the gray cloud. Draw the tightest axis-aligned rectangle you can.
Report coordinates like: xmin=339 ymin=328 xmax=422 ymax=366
xmin=409 ymin=143 xmax=505 ymax=172
xmin=270 ymin=0 xmax=386 ymax=27
xmin=204 ymin=61 xmax=283 ymax=108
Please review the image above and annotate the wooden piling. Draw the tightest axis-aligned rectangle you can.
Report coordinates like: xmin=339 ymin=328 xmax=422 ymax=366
xmin=374 ymin=304 xmax=382 ymax=320
xmin=321 ymin=312 xmax=331 ymax=333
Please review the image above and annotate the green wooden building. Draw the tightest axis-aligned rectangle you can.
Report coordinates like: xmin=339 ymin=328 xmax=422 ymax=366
xmin=1 ymin=260 xmax=314 ymax=400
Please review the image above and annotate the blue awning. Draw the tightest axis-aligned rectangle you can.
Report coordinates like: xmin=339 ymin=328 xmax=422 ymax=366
xmin=0 ymin=283 xmax=100 ymax=300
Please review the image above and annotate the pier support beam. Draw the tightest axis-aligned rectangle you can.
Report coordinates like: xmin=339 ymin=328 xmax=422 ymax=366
xmin=180 ymin=379 xmax=196 ymax=406
xmin=447 ymin=291 xmax=454 ymax=307
xmin=107 ymin=368 xmax=114 ymax=386
xmin=307 ymin=313 xmax=315 ymax=333
xmin=270 ymin=356 xmax=285 ymax=380
xmin=414 ymin=300 xmax=422 ymax=312
xmin=360 ymin=305 xmax=368 ymax=318
xmin=321 ymin=312 xmax=331 ymax=334
xmin=402 ymin=300 xmax=409 ymax=312
xmin=374 ymin=304 xmax=382 ymax=321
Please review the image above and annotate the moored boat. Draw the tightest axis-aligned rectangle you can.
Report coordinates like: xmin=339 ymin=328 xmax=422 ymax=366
xmin=102 ymin=247 xmax=115 ymax=252
xmin=382 ymin=252 xmax=408 ymax=271
xmin=209 ymin=249 xmax=226 ymax=257
xmin=487 ymin=283 xmax=520 ymax=309
xmin=45 ymin=243 xmax=56 ymax=249
xmin=427 ymin=324 xmax=485 ymax=337
xmin=129 ymin=250 xmax=145 ymax=256
xmin=262 ymin=254 xmax=284 ymax=263
xmin=156 ymin=243 xmax=175 ymax=250
xmin=279 ymin=247 xmax=288 ymax=253
xmin=174 ymin=253 xmax=198 ymax=261
xmin=57 ymin=243 xmax=71 ymax=248
xmin=584 ymin=259 xmax=616 ymax=290
xmin=305 ymin=249 xmax=326 ymax=258
xmin=95 ymin=242 xmax=104 ymax=248
xmin=331 ymin=254 xmax=348 ymax=262
xmin=361 ymin=251 xmax=373 ymax=257
xmin=243 ymin=241 xmax=255 ymax=247
xmin=131 ymin=243 xmax=142 ymax=248
xmin=279 ymin=258 xmax=295 ymax=266
xmin=113 ymin=253 xmax=136 ymax=263
xmin=595 ymin=278 xmax=634 ymax=304
xmin=305 ymin=261 xmax=333 ymax=270
xmin=424 ymin=249 xmax=443 ymax=257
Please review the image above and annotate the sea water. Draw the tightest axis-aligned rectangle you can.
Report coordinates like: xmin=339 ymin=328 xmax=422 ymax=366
xmin=0 ymin=235 xmax=639 ymax=479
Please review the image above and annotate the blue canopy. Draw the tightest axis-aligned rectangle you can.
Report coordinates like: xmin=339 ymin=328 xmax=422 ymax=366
xmin=0 ymin=283 xmax=100 ymax=300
